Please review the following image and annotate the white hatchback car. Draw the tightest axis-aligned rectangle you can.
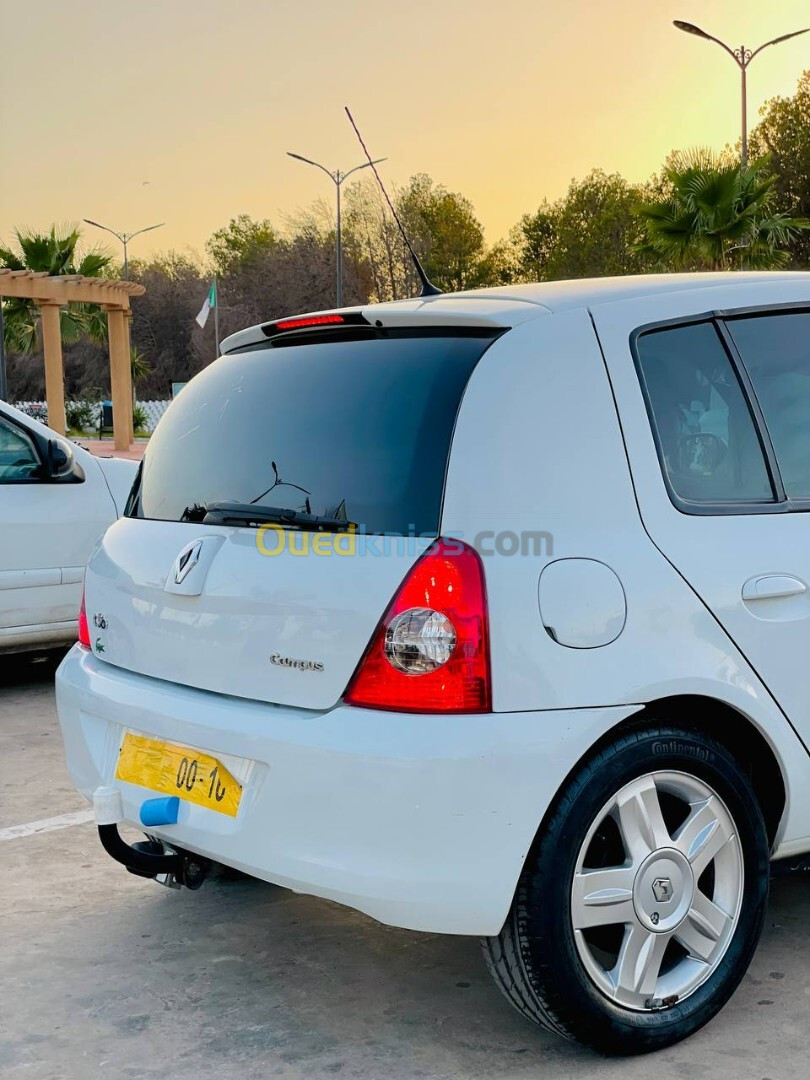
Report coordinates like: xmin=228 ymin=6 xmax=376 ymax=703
xmin=0 ymin=401 xmax=136 ymax=654
xmin=57 ymin=273 xmax=810 ymax=1054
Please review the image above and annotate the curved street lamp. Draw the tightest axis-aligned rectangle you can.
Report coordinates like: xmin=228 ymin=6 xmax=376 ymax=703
xmin=673 ymin=20 xmax=810 ymax=167
xmin=83 ymin=220 xmax=165 ymax=281
xmin=286 ymin=152 xmax=387 ymax=307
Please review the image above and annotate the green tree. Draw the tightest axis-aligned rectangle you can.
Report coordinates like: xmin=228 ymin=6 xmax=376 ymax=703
xmin=636 ymin=150 xmax=809 ymax=270
xmin=475 ymin=238 xmax=519 ymax=286
xmin=343 ymin=174 xmax=503 ymax=298
xmin=342 ymin=177 xmax=411 ymax=300
xmin=127 ymin=253 xmax=207 ymax=396
xmin=511 ymin=170 xmax=648 ymax=282
xmin=549 ymin=170 xmax=648 ymax=279
xmin=206 ymin=214 xmax=282 ymax=275
xmin=398 ymin=174 xmax=490 ymax=292
xmin=0 ymin=225 xmax=112 ymax=353
xmin=510 ymin=204 xmax=559 ymax=282
xmin=749 ymin=71 xmax=810 ymax=267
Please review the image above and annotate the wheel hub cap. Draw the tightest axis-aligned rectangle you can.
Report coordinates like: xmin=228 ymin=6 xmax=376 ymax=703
xmin=633 ymin=849 xmax=693 ymax=933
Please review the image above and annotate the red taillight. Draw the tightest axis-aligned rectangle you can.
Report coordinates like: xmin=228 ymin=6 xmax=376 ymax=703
xmin=345 ymin=539 xmax=491 ymax=713
xmin=78 ymin=585 xmax=91 ymax=648
xmin=274 ymin=314 xmax=345 ymax=331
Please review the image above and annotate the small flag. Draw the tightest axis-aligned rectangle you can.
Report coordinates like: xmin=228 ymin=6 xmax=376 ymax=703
xmin=195 ymin=280 xmax=217 ymax=328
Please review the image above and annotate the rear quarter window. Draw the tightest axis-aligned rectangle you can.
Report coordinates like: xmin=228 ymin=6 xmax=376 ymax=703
xmin=634 ymin=321 xmax=775 ymax=508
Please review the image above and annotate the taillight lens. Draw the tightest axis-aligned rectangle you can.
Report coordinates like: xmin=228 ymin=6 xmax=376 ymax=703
xmin=345 ymin=539 xmax=491 ymax=713
xmin=78 ymin=585 xmax=91 ymax=648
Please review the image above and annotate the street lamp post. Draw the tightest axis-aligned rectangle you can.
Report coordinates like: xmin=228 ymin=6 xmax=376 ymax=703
xmin=83 ymin=220 xmax=165 ymax=280
xmin=673 ymin=21 xmax=810 ymax=168
xmin=286 ymin=152 xmax=387 ymax=307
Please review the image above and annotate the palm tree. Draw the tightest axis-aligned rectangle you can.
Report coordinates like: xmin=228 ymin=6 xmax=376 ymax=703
xmin=130 ymin=344 xmax=151 ymax=409
xmin=636 ymin=150 xmax=809 ymax=270
xmin=0 ymin=224 xmax=112 ymax=353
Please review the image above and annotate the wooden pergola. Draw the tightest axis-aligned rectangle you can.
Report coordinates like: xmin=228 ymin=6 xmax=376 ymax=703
xmin=0 ymin=268 xmax=145 ymax=450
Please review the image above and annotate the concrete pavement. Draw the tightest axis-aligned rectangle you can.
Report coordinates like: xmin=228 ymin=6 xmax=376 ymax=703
xmin=1 ymin=653 xmax=809 ymax=1079
xmin=74 ymin=439 xmax=148 ymax=461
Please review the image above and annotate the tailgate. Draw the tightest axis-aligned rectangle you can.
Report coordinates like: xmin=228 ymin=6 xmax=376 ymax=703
xmin=85 ymin=517 xmax=420 ymax=710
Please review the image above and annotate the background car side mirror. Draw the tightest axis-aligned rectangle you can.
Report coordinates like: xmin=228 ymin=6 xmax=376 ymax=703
xmin=46 ymin=438 xmax=85 ymax=482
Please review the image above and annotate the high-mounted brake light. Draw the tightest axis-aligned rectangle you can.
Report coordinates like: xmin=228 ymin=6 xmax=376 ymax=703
xmin=261 ymin=311 xmax=370 ymax=339
xmin=275 ymin=314 xmax=345 ymax=331
xmin=78 ymin=584 xmax=91 ymax=649
xmin=345 ymin=539 xmax=491 ymax=713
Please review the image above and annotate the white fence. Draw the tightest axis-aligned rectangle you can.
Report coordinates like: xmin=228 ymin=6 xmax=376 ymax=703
xmin=12 ymin=399 xmax=171 ymax=434
xmin=137 ymin=401 xmax=170 ymax=431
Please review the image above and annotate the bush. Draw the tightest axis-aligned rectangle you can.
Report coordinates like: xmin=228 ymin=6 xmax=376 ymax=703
xmin=15 ymin=402 xmax=48 ymax=425
xmin=132 ymin=404 xmax=149 ymax=432
xmin=65 ymin=401 xmax=98 ymax=432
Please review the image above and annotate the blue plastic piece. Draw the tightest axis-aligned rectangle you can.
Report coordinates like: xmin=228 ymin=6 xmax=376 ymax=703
xmin=139 ymin=796 xmax=180 ymax=827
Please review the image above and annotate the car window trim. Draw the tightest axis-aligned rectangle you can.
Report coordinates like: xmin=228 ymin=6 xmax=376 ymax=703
xmin=628 ymin=306 xmax=810 ymax=517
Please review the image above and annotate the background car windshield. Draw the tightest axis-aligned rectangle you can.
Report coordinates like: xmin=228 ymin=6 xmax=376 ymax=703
xmin=130 ymin=331 xmax=495 ymax=535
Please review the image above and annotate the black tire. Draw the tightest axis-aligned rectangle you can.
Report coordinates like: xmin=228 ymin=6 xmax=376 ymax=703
xmin=482 ymin=723 xmax=770 ymax=1055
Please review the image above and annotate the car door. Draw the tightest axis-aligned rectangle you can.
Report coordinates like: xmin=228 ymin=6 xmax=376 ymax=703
xmin=0 ymin=410 xmax=114 ymax=640
xmin=593 ymin=279 xmax=810 ymax=754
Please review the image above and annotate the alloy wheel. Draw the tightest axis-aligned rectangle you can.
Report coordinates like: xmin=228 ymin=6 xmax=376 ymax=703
xmin=571 ymin=770 xmax=744 ymax=1011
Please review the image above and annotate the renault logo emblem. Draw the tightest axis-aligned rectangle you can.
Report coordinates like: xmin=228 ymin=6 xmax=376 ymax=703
xmin=652 ymin=877 xmax=674 ymax=904
xmin=165 ymin=535 xmax=224 ymax=596
xmin=172 ymin=539 xmax=204 ymax=584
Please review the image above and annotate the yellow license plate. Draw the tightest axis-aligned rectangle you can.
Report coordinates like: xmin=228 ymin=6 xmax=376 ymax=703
xmin=115 ymin=733 xmax=243 ymax=818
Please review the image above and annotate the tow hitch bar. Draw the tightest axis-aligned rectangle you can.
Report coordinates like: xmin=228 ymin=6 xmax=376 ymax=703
xmin=93 ymin=786 xmax=210 ymax=890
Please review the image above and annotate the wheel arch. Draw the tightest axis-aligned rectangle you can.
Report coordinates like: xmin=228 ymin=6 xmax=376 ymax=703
xmin=522 ymin=695 xmax=787 ymax=875
xmin=500 ymin=694 xmax=790 ymax=942
xmin=628 ymin=695 xmax=786 ymax=847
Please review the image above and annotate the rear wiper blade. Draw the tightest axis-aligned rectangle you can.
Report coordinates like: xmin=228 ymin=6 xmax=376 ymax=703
xmin=199 ymin=502 xmax=356 ymax=532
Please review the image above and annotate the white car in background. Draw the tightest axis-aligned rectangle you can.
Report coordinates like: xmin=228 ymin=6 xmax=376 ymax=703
xmin=0 ymin=400 xmax=137 ymax=653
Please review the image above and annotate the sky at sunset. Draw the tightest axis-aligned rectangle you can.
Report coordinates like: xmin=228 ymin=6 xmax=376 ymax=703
xmin=1 ymin=0 xmax=809 ymax=265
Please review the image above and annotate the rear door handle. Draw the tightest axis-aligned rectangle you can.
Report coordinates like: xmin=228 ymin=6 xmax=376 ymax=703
xmin=742 ymin=575 xmax=807 ymax=601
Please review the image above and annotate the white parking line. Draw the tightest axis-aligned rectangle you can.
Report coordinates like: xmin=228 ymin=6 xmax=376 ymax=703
xmin=0 ymin=808 xmax=95 ymax=842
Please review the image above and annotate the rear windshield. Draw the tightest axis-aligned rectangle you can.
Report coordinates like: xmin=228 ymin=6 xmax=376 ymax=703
xmin=128 ymin=329 xmax=497 ymax=535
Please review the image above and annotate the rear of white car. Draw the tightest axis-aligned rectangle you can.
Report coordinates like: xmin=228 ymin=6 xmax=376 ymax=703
xmin=56 ymin=275 xmax=810 ymax=1054
xmin=58 ymin=310 xmax=590 ymax=932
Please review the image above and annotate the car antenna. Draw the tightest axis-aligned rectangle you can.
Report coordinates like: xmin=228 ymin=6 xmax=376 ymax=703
xmin=344 ymin=106 xmax=442 ymax=298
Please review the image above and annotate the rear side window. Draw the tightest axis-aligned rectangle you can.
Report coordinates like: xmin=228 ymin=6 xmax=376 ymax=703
xmin=129 ymin=330 xmax=497 ymax=535
xmin=726 ymin=313 xmax=810 ymax=500
xmin=635 ymin=322 xmax=774 ymax=506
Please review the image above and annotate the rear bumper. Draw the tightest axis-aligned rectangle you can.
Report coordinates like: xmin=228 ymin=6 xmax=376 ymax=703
xmin=56 ymin=647 xmax=638 ymax=934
